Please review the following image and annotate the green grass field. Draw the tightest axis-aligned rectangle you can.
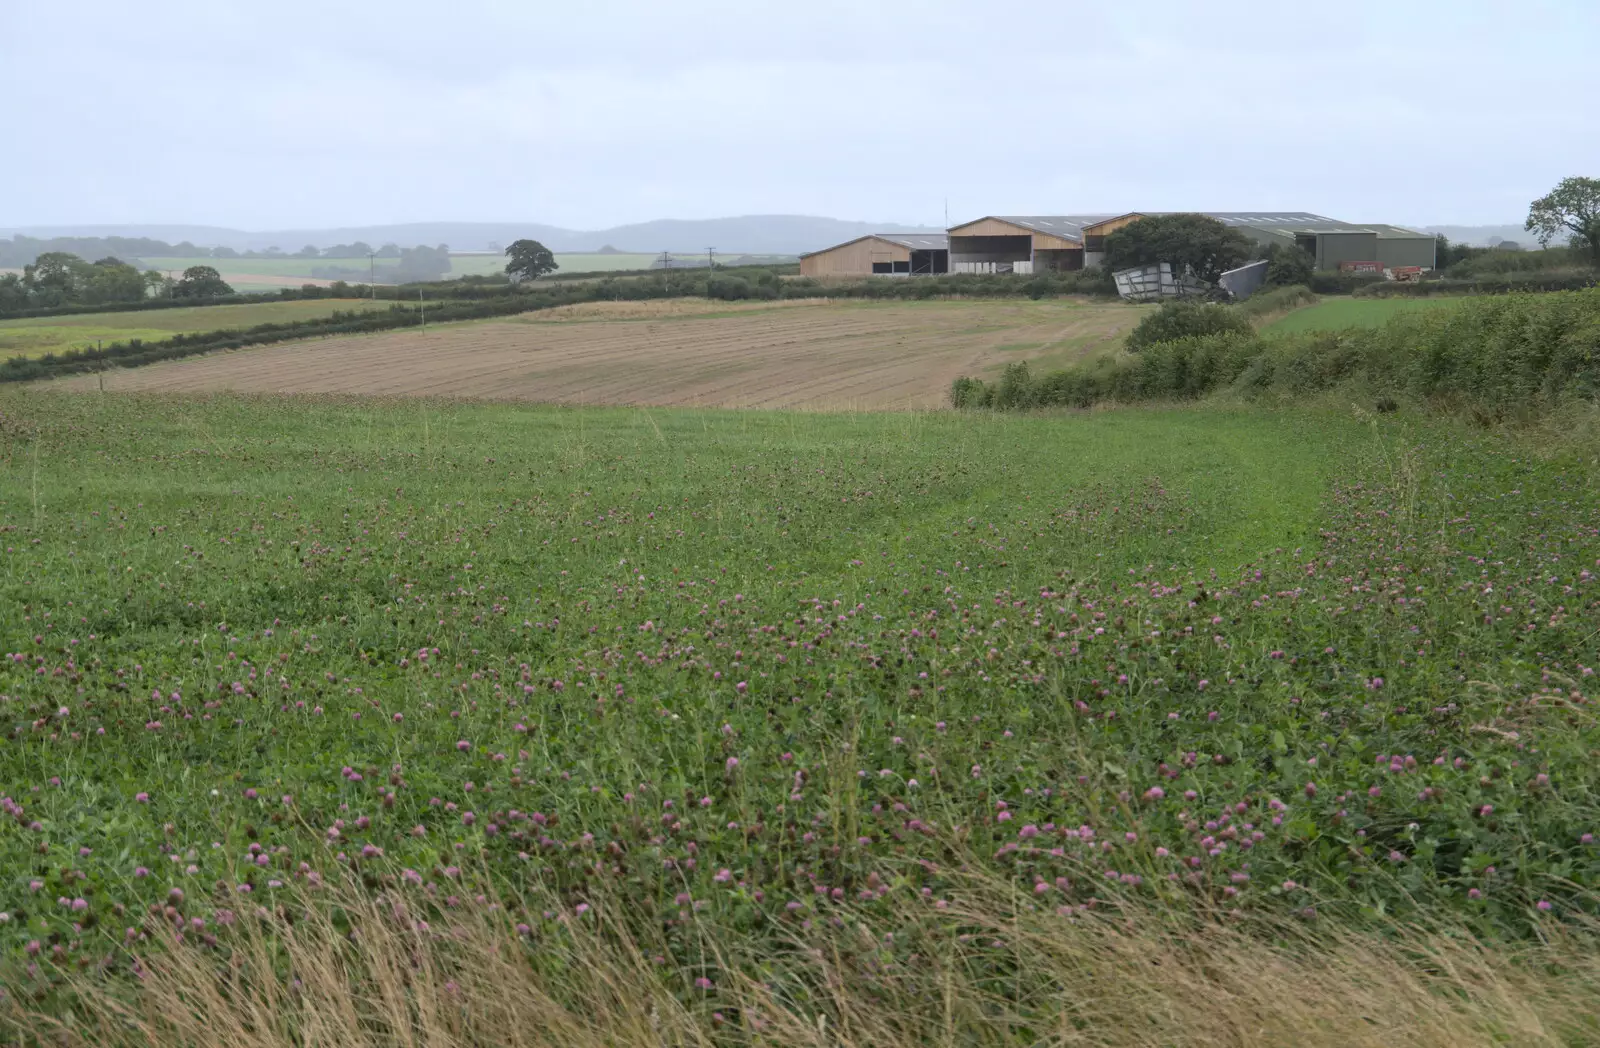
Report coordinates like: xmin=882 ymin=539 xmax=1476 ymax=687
xmin=2 ymin=389 xmax=1596 ymax=1029
xmin=1263 ymin=295 xmax=1470 ymax=333
xmin=0 ymin=299 xmax=394 ymax=358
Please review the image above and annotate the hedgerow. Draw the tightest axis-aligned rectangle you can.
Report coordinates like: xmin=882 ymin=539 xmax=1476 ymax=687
xmin=953 ymin=288 xmax=1600 ymax=417
xmin=1357 ymin=271 xmax=1598 ymax=297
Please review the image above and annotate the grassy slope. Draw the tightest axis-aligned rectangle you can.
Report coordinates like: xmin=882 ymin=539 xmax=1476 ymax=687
xmin=0 ymin=299 xmax=395 ymax=358
xmin=1264 ymin=295 xmax=1468 ymax=333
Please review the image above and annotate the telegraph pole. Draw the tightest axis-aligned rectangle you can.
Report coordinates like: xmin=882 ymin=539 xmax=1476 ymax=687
xmin=707 ymin=247 xmax=715 ymax=270
xmin=368 ymin=252 xmax=376 ymax=298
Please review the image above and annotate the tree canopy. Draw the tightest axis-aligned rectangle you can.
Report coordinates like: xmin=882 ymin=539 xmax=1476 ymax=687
xmin=1103 ymin=214 xmax=1255 ymax=283
xmin=1526 ymin=176 xmax=1600 ymax=265
xmin=172 ymin=265 xmax=234 ymax=299
xmin=8 ymin=253 xmax=152 ymax=309
xmin=396 ymin=244 xmax=452 ymax=283
xmin=505 ymin=239 xmax=558 ymax=282
xmin=1261 ymin=243 xmax=1314 ymax=287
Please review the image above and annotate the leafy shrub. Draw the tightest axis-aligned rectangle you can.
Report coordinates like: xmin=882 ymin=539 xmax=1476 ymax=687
xmin=1125 ymin=301 xmax=1254 ymax=352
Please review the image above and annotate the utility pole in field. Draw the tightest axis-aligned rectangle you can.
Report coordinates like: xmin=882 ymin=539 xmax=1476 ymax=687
xmin=707 ymin=247 xmax=715 ymax=271
xmin=368 ymin=253 xmax=376 ymax=298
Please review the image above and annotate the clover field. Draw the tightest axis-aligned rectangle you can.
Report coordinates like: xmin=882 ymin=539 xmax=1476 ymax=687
xmin=1 ymin=392 xmax=1597 ymax=980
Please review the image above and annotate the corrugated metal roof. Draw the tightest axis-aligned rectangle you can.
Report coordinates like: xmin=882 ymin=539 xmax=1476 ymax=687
xmin=874 ymin=233 xmax=950 ymax=250
xmin=1363 ymin=223 xmax=1433 ymax=239
xmin=1197 ymin=212 xmax=1348 ymax=228
xmin=797 ymin=233 xmax=949 ymax=259
xmin=981 ymin=215 xmax=1119 ymax=240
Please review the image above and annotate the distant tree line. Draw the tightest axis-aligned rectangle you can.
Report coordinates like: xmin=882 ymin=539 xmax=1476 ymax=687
xmin=0 ymin=236 xmax=206 ymax=268
xmin=0 ymin=253 xmax=234 ymax=311
xmin=0 ymin=235 xmax=455 ymax=272
xmin=310 ymin=245 xmax=452 ymax=283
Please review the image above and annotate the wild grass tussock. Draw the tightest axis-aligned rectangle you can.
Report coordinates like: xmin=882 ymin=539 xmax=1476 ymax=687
xmin=8 ymin=873 xmax=1600 ymax=1048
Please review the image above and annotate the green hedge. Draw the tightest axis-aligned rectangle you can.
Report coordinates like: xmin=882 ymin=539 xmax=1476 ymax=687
xmin=0 ymin=299 xmax=551 ymax=382
xmin=953 ymin=288 xmax=1600 ymax=418
xmin=1356 ymin=271 xmax=1598 ymax=297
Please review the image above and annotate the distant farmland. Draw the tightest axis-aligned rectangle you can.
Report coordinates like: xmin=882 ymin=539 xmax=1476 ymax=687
xmin=0 ymin=299 xmax=395 ymax=359
xmin=53 ymin=298 xmax=1148 ymax=409
xmin=132 ymin=252 xmax=679 ymax=291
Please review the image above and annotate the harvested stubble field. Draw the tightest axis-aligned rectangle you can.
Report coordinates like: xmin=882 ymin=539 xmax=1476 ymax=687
xmin=52 ymin=299 xmax=1147 ymax=409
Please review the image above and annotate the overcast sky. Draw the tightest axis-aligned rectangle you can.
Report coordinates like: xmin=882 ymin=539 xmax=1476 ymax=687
xmin=2 ymin=0 xmax=1594 ymax=231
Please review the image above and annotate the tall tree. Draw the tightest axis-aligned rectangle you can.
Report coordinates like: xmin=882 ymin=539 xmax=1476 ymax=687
xmin=1261 ymin=243 xmax=1314 ymax=286
xmin=1526 ymin=176 xmax=1600 ymax=265
xmin=505 ymin=239 xmax=558 ymax=282
xmin=22 ymin=252 xmax=90 ymax=307
xmin=83 ymin=257 xmax=149 ymax=304
xmin=143 ymin=270 xmax=173 ymax=299
xmin=172 ymin=265 xmax=234 ymax=299
xmin=0 ymin=273 xmax=28 ymax=312
xmin=396 ymin=245 xmax=452 ymax=283
xmin=1102 ymin=214 xmax=1254 ymax=283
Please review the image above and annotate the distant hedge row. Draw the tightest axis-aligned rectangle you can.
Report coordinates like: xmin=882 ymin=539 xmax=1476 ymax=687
xmin=0 ymin=300 xmax=543 ymax=382
xmin=0 ymin=283 xmax=407 ymax=321
xmin=953 ymin=288 xmax=1600 ymax=420
xmin=1355 ymin=270 xmax=1598 ymax=297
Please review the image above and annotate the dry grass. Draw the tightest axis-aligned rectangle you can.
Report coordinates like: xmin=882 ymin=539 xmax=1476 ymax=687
xmin=6 ymin=874 xmax=1598 ymax=1048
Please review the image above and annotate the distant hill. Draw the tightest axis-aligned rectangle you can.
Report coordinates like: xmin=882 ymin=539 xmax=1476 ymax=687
xmin=0 ymin=216 xmax=943 ymax=257
xmin=1421 ymin=224 xmax=1567 ymax=248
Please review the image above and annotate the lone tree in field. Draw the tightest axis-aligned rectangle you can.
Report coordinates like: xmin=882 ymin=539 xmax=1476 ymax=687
xmin=172 ymin=265 xmax=234 ymax=299
xmin=1526 ymin=176 xmax=1600 ymax=265
xmin=505 ymin=239 xmax=558 ymax=282
xmin=1102 ymin=213 xmax=1255 ymax=284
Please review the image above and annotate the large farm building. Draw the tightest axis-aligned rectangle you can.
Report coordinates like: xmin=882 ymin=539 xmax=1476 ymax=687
xmin=799 ymin=212 xmax=1436 ymax=278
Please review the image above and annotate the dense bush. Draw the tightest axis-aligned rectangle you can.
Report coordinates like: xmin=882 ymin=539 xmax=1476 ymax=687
xmin=953 ymin=288 xmax=1600 ymax=419
xmin=1125 ymin=300 xmax=1254 ymax=352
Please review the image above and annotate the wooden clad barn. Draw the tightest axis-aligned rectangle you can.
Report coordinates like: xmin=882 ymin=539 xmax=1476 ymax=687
xmin=799 ymin=234 xmax=949 ymax=277
xmin=946 ymin=216 xmax=1114 ymax=273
